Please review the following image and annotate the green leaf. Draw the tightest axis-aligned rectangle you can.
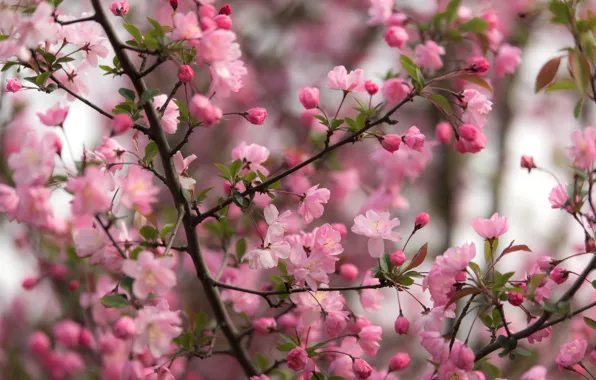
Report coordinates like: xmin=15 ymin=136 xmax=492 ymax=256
xmin=379 ymin=252 xmax=392 ymax=273
xmin=244 ymin=172 xmax=257 ymax=182
xmin=484 ymin=239 xmax=498 ymax=263
xmin=140 ymin=89 xmax=160 ymax=104
xmin=255 ymin=352 xmax=269 ymax=371
xmin=313 ymin=114 xmax=329 ymax=126
xmin=119 ymin=88 xmax=136 ymax=101
xmin=129 ymin=247 xmax=143 ymax=260
xmin=140 ymin=225 xmax=159 ymax=241
xmin=144 ymin=141 xmax=159 ymax=163
xmin=36 ymin=72 xmax=52 ymax=87
xmin=592 ymin=279 xmax=596 ymax=289
xmin=535 ymin=57 xmax=562 ymax=92
xmin=397 ymin=276 xmax=415 ymax=286
xmin=276 ymin=342 xmax=296 ymax=352
xmin=147 ymin=17 xmax=165 ymax=37
xmin=120 ymin=276 xmax=134 ymax=294
xmin=528 ymin=273 xmax=546 ymax=295
xmin=479 ymin=314 xmax=493 ymax=328
xmin=549 ymin=0 xmax=573 ymax=25
xmin=459 ymin=18 xmax=489 ymax=33
xmin=160 ymin=223 xmax=174 ymax=238
xmin=445 ymin=0 xmax=461 ymax=24
xmin=236 ymin=238 xmax=247 ymax=260
xmin=215 ymin=163 xmax=231 ymax=181
xmin=123 ymin=23 xmax=143 ymax=42
xmin=100 ymin=294 xmax=129 ymax=308
xmin=584 ymin=317 xmax=596 ymax=330
xmin=468 ymin=261 xmax=482 ymax=278
xmin=546 ymin=80 xmax=576 ymax=92
xmin=229 ymin=159 xmax=242 ymax=180
xmin=483 ymin=362 xmax=501 ymax=378
xmin=568 ymin=50 xmax=591 ymax=95
xmin=1 ymin=61 xmax=18 ymax=71
xmin=195 ymin=312 xmax=208 ymax=331
xmin=496 ymin=335 xmax=517 ymax=351
xmin=330 ymin=119 xmax=344 ymax=130
xmin=574 ymin=98 xmax=585 ymax=119
xmin=400 ymin=54 xmax=422 ymax=85
xmin=427 ymin=93 xmax=452 ymax=113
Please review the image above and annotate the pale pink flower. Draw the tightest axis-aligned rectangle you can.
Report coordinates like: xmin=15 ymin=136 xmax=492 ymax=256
xmin=568 ymin=127 xmax=596 ymax=169
xmin=15 ymin=186 xmax=53 ymax=228
xmin=209 ymin=59 xmax=247 ymax=97
xmin=556 ymin=339 xmax=587 ymax=367
xmin=404 ymin=126 xmax=425 ymax=152
xmin=118 ymin=166 xmax=160 ymax=215
xmin=189 ymin=94 xmax=222 ymax=127
xmin=94 ymin=136 xmax=126 ymax=173
xmin=152 ymin=95 xmax=180 ymax=134
xmin=471 ymin=213 xmax=508 ymax=239
xmin=298 ymin=185 xmax=331 ymax=224
xmin=8 ymin=132 xmax=56 ymax=186
xmin=52 ymin=62 xmax=90 ymax=101
xmin=231 ymin=142 xmax=270 ymax=176
xmin=253 ymin=318 xmax=277 ymax=335
xmin=351 ymin=210 xmax=401 ymax=258
xmin=521 ymin=365 xmax=547 ymax=380
xmin=264 ymin=204 xmax=291 ymax=239
xmin=122 ymin=251 xmax=176 ymax=299
xmin=389 ymin=352 xmax=410 ymax=371
xmin=59 ymin=14 xmax=109 ymax=66
xmin=495 ymin=44 xmax=522 ymax=77
xmin=243 ymin=236 xmax=291 ymax=269
xmin=412 ymin=305 xmax=455 ymax=335
xmin=0 ymin=184 xmax=19 ymax=220
xmin=450 ymin=341 xmax=475 ymax=371
xmin=360 ymin=270 xmax=384 ymax=311
xmin=548 ymin=184 xmax=569 ymax=209
xmin=172 ymin=12 xmax=202 ymax=41
xmin=437 ymin=361 xmax=469 ymax=380
xmin=461 ymin=89 xmax=492 ymax=128
xmin=66 ymin=166 xmax=115 ymax=217
xmin=420 ymin=330 xmax=450 ymax=363
xmin=359 ymin=325 xmax=382 ymax=357
xmin=325 ymin=311 xmax=348 ymax=338
xmin=329 ymin=337 xmax=364 ymax=379
xmin=381 ymin=78 xmax=409 ymax=105
xmin=73 ymin=226 xmax=106 ymax=259
xmin=37 ymin=103 xmax=69 ymax=127
xmin=133 ymin=300 xmax=182 ymax=358
xmin=110 ymin=0 xmax=129 ymax=16
xmin=527 ymin=318 xmax=551 ymax=344
xmin=173 ymin=151 xmax=197 ymax=191
xmin=414 ymin=41 xmax=446 ymax=70
xmin=199 ymin=29 xmax=241 ymax=62
xmin=327 ymin=65 xmax=366 ymax=93
xmin=16 ymin=2 xmax=58 ymax=48
xmin=367 ymin=0 xmax=393 ymax=25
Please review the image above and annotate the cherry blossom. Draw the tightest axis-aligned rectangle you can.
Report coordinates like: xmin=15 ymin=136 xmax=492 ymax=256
xmin=351 ymin=210 xmax=401 ymax=257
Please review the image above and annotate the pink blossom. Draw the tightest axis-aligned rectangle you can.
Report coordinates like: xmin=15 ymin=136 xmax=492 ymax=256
xmin=551 ymin=267 xmax=569 ymax=284
xmin=95 ymin=136 xmax=126 ymax=172
xmin=404 ymin=126 xmax=425 ymax=152
xmin=390 ymin=250 xmax=406 ymax=266
xmin=299 ymin=87 xmax=320 ymax=109
xmin=0 ymin=184 xmax=19 ymax=220
xmin=394 ymin=315 xmax=409 ymax=335
xmin=381 ymin=78 xmax=409 ymax=105
xmin=420 ymin=330 xmax=450 ymax=363
xmin=359 ymin=325 xmax=382 ymax=357
xmin=172 ymin=12 xmax=202 ymax=41
xmin=28 ymin=331 xmax=51 ymax=356
xmin=521 ymin=365 xmax=547 ymax=380
xmin=462 ymin=89 xmax=492 ymax=128
xmin=252 ymin=318 xmax=277 ymax=335
xmin=111 ymin=114 xmax=134 ymax=135
xmin=15 ymin=186 xmax=53 ymax=228
xmin=199 ymin=29 xmax=241 ymax=62
xmin=178 ymin=65 xmax=194 ymax=83
xmin=122 ymin=251 xmax=176 ymax=299
xmin=214 ymin=14 xmax=232 ymax=30
xmin=16 ymin=2 xmax=58 ymax=49
xmin=467 ymin=56 xmax=490 ymax=73
xmin=360 ymin=270 xmax=384 ymax=311
xmin=384 ymin=26 xmax=408 ymax=49
xmin=450 ymin=341 xmax=475 ymax=371
xmin=414 ymin=41 xmax=446 ymax=70
xmin=152 ymin=94 xmax=180 ymax=134
xmin=351 ymin=210 xmax=401 ymax=258
xmin=548 ymin=184 xmax=569 ymax=209
xmin=365 ymin=80 xmax=379 ymax=95
xmin=471 ymin=213 xmax=508 ymax=239
xmin=389 ymin=352 xmax=410 ymax=371
xmin=6 ymin=78 xmax=21 ymax=92
xmin=381 ymin=134 xmax=401 ymax=153
xmin=298 ymin=185 xmax=331 ymax=224
xmin=209 ymin=59 xmax=248 ymax=97
xmin=287 ymin=347 xmax=309 ymax=371
xmin=109 ymin=0 xmax=129 ymax=16
xmin=113 ymin=316 xmax=136 ymax=340
xmin=53 ymin=320 xmax=82 ymax=347
xmin=527 ymin=318 xmax=552 ymax=344
xmin=66 ymin=166 xmax=115 ymax=217
xmin=117 ymin=165 xmax=160 ymax=215
xmin=495 ymin=44 xmax=522 ymax=77
xmin=556 ymin=339 xmax=587 ymax=367
xmin=436 ymin=121 xmax=453 ymax=144
xmin=415 ymin=212 xmax=430 ymax=228
xmin=568 ymin=127 xmax=596 ymax=169
xmin=245 ymin=107 xmax=267 ymax=125
xmin=367 ymin=0 xmax=393 ymax=25
xmin=327 ymin=65 xmax=366 ymax=92
xmin=353 ymin=358 xmax=373 ymax=379
xmin=339 ymin=263 xmax=359 ymax=281
xmin=521 ymin=155 xmax=537 ymax=172
xmin=264 ymin=204 xmax=291 ymax=239
xmin=189 ymin=94 xmax=222 ymax=127
xmin=508 ymin=291 xmax=524 ymax=306
xmin=8 ymin=132 xmax=56 ymax=186
xmin=454 ymin=124 xmax=487 ymax=154
xmin=244 ymin=236 xmax=291 ymax=269
xmin=133 ymin=300 xmax=182 ymax=358
xmin=325 ymin=311 xmax=348 ymax=337
xmin=37 ymin=103 xmax=69 ymax=127
xmin=173 ymin=151 xmax=197 ymax=191
xmin=232 ymin=142 xmax=270 ymax=176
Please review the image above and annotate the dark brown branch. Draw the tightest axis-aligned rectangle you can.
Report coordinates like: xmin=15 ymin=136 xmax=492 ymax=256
xmin=95 ymin=216 xmax=126 ymax=259
xmin=170 ymin=126 xmax=194 ymax=157
xmin=137 ymin=57 xmax=167 ymax=78
xmin=212 ymin=278 xmax=389 ymax=296
xmin=55 ymin=14 xmax=97 ymax=26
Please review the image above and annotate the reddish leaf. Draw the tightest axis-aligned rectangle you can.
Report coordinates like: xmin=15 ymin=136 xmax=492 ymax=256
xmin=405 ymin=243 xmax=428 ymax=271
xmin=445 ymin=287 xmax=482 ymax=309
xmin=535 ymin=57 xmax=561 ymax=92
xmin=501 ymin=244 xmax=532 ymax=257
xmin=457 ymin=74 xmax=492 ymax=92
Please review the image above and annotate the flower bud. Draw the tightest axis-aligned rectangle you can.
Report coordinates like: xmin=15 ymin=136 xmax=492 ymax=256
xmin=298 ymin=87 xmax=320 ymax=109
xmin=53 ymin=320 xmax=82 ymax=347
xmin=287 ymin=347 xmax=308 ymax=371
xmin=415 ymin=212 xmax=430 ymax=229
xmin=383 ymin=26 xmax=408 ymax=49
xmin=390 ymin=250 xmax=406 ymax=266
xmin=111 ymin=114 xmax=134 ymax=135
xmin=22 ymin=276 xmax=39 ymax=290
xmin=381 ymin=134 xmax=401 ymax=153
xmin=49 ymin=264 xmax=69 ymax=281
xmin=365 ymin=80 xmax=379 ymax=95
xmin=455 ymin=271 xmax=467 ymax=282
xmin=169 ymin=0 xmax=178 ymax=11
xmin=459 ymin=124 xmax=479 ymax=141
xmin=178 ymin=65 xmax=194 ymax=83
xmin=339 ymin=263 xmax=359 ymax=282
xmin=214 ymin=14 xmax=232 ymax=30
xmin=253 ymin=318 xmax=277 ymax=335
xmin=508 ymin=291 xmax=524 ymax=306
xmin=278 ymin=313 xmax=297 ymax=330
xmin=219 ymin=4 xmax=232 ymax=15
xmin=520 ymin=155 xmax=536 ymax=172
xmin=198 ymin=4 xmax=217 ymax=18
xmin=28 ymin=331 xmax=51 ymax=356
xmin=78 ymin=329 xmax=95 ymax=349
xmin=537 ymin=256 xmax=553 ymax=271
xmin=68 ymin=280 xmax=79 ymax=291
xmin=245 ymin=108 xmax=267 ymax=125
xmin=394 ymin=315 xmax=409 ymax=335
xmin=589 ymin=349 xmax=596 ymax=365
xmin=6 ymin=78 xmax=22 ymax=93
xmin=109 ymin=0 xmax=129 ymax=16
xmin=331 ymin=223 xmax=347 ymax=237
xmin=352 ymin=358 xmax=373 ymax=379
xmin=551 ymin=267 xmax=569 ymax=284
xmin=466 ymin=56 xmax=490 ymax=73
xmin=436 ymin=121 xmax=452 ymax=144
xmin=389 ymin=352 xmax=411 ymax=371
xmin=114 ymin=316 xmax=136 ymax=340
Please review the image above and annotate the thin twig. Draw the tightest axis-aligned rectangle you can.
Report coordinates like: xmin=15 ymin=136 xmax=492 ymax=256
xmin=163 ymin=207 xmax=185 ymax=256
xmin=95 ymin=216 xmax=126 ymax=259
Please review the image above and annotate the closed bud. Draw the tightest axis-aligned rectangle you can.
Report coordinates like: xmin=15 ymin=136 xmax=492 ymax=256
xmin=352 ymin=358 xmax=373 ymax=379
xmin=214 ymin=14 xmax=232 ymax=30
xmin=78 ymin=329 xmax=95 ymax=349
xmin=169 ymin=0 xmax=178 ymax=11
xmin=28 ymin=331 xmax=50 ymax=356
xmin=219 ymin=4 xmax=232 ymax=15
xmin=22 ymin=276 xmax=39 ymax=290
xmin=389 ymin=352 xmax=411 ymax=371
xmin=415 ymin=212 xmax=429 ymax=229
xmin=551 ymin=267 xmax=569 ymax=284
xmin=253 ymin=318 xmax=277 ymax=335
xmin=177 ymin=65 xmax=194 ymax=83
xmin=459 ymin=124 xmax=479 ymax=141
xmin=455 ymin=271 xmax=467 ymax=282
xmin=6 ymin=78 xmax=21 ymax=93
xmin=365 ymin=80 xmax=379 ymax=95
xmin=198 ymin=4 xmax=217 ymax=18
xmin=394 ymin=315 xmax=409 ymax=335
xmin=466 ymin=56 xmax=490 ymax=73
xmin=520 ymin=155 xmax=536 ymax=172
xmin=381 ymin=134 xmax=401 ymax=153
xmin=508 ymin=291 xmax=524 ymax=306
xmin=245 ymin=108 xmax=267 ymax=125
xmin=383 ymin=26 xmax=408 ymax=49
xmin=68 ymin=280 xmax=79 ymax=291
xmin=436 ymin=121 xmax=452 ymax=144
xmin=299 ymin=86 xmax=320 ymax=109
xmin=339 ymin=263 xmax=359 ymax=282
xmin=331 ymin=223 xmax=348 ymax=237
xmin=111 ymin=113 xmax=134 ymax=135
xmin=114 ymin=316 xmax=136 ymax=340
xmin=390 ymin=250 xmax=406 ymax=266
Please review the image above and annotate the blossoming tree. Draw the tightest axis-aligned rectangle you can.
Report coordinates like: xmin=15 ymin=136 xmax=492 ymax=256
xmin=0 ymin=0 xmax=595 ymax=379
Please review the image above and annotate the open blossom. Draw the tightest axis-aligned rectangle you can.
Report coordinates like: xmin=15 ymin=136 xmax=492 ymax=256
xmin=298 ymin=185 xmax=331 ymax=224
xmin=199 ymin=29 xmax=241 ymax=62
xmin=6 ymin=78 xmax=21 ymax=93
xmin=243 ymin=236 xmax=291 ymax=269
xmin=95 ymin=136 xmax=126 ymax=172
xmin=568 ymin=127 xmax=596 ymax=169
xmin=122 ymin=251 xmax=176 ymax=299
xmin=471 ymin=213 xmax=508 ymax=239
xmin=133 ymin=300 xmax=182 ymax=358
xmin=548 ymin=184 xmax=569 ymax=209
xmin=287 ymin=347 xmax=309 ymax=371
xmin=118 ymin=165 xmax=159 ymax=215
xmin=109 ymin=0 xmax=129 ymax=16
xmin=66 ymin=166 xmax=115 ymax=217
xmin=210 ymin=59 xmax=248 ymax=97
xmin=0 ymin=185 xmax=18 ymax=220
xmin=404 ymin=126 xmax=425 ymax=152
xmin=172 ymin=12 xmax=202 ymax=41
xmin=73 ymin=227 xmax=106 ymax=259
xmin=381 ymin=78 xmax=409 ymax=105
xmin=8 ymin=132 xmax=56 ymax=186
xmin=360 ymin=270 xmax=384 ymax=311
xmin=495 ymin=44 xmax=522 ymax=77
xmin=37 ymin=103 xmax=69 ymax=127
xmin=521 ymin=365 xmax=547 ymax=380
xmin=359 ymin=325 xmax=382 ymax=357
xmin=461 ymin=89 xmax=492 ymax=128
xmin=14 ymin=186 xmax=53 ymax=228
xmin=189 ymin=94 xmax=222 ymax=127
xmin=415 ymin=41 xmax=445 ymax=70
xmin=527 ymin=317 xmax=552 ymax=344
xmin=352 ymin=210 xmax=401 ymax=257
xmin=264 ymin=204 xmax=291 ymax=239
xmin=152 ymin=95 xmax=180 ymax=134
xmin=454 ymin=124 xmax=487 ymax=154
xmin=327 ymin=65 xmax=366 ymax=92
xmin=556 ymin=339 xmax=587 ymax=368
xmin=231 ymin=142 xmax=270 ymax=176
xmin=367 ymin=0 xmax=393 ymax=25
xmin=173 ymin=151 xmax=197 ymax=191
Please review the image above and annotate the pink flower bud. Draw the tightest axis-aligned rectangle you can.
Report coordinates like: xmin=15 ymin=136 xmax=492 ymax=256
xmin=404 ymin=126 xmax=425 ymax=152
xmin=365 ymin=80 xmax=379 ymax=95
xmin=381 ymin=134 xmax=401 ymax=153
xmin=451 ymin=342 xmax=475 ymax=371
xmin=278 ymin=313 xmax=297 ymax=330
xmin=6 ymin=78 xmax=22 ymax=93
xmin=99 ymin=333 xmax=120 ymax=354
xmin=389 ymin=352 xmax=411 ymax=371
xmin=219 ymin=4 xmax=232 ymax=15
xmin=287 ymin=347 xmax=308 ymax=371
xmin=589 ymin=349 xmax=596 ymax=365
xmin=331 ymin=223 xmax=348 ymax=237
xmin=415 ymin=212 xmax=430 ymax=229
xmin=198 ymin=4 xmax=217 ymax=18
xmin=390 ymin=250 xmax=406 ymax=266
xmin=383 ymin=26 xmax=408 ymax=49
xmin=508 ymin=291 xmax=524 ymax=306
xmin=298 ymin=87 xmax=320 ymax=109
xmin=435 ymin=121 xmax=452 ymax=144
xmin=352 ymin=358 xmax=373 ymax=379
xmin=324 ymin=312 xmax=347 ymax=337
xmin=61 ymin=351 xmax=84 ymax=375
xmin=178 ymin=65 xmax=194 ymax=83
xmin=394 ymin=315 xmax=409 ymax=335
xmin=200 ymin=16 xmax=217 ymax=31
xmin=114 ymin=316 xmax=136 ymax=339
xmin=67 ymin=280 xmax=79 ymax=291
xmin=551 ymin=267 xmax=569 ymax=284
xmin=520 ymin=155 xmax=536 ymax=172
xmin=537 ymin=256 xmax=553 ymax=271
xmin=339 ymin=263 xmax=359 ymax=282
xmin=245 ymin=108 xmax=267 ymax=125
xmin=78 ymin=329 xmax=95 ymax=349
xmin=111 ymin=114 xmax=134 ymax=135
xmin=22 ymin=276 xmax=38 ymax=290
xmin=214 ymin=14 xmax=232 ymax=30
xmin=459 ymin=124 xmax=479 ymax=141
xmin=28 ymin=331 xmax=51 ymax=356
xmin=48 ymin=133 xmax=63 ymax=155
xmin=455 ymin=271 xmax=467 ymax=282
xmin=466 ymin=56 xmax=490 ymax=73
xmin=109 ymin=0 xmax=129 ymax=16
xmin=169 ymin=0 xmax=178 ymax=11
xmin=253 ymin=318 xmax=277 ymax=335
xmin=53 ymin=320 xmax=82 ymax=347
xmin=49 ymin=264 xmax=69 ymax=281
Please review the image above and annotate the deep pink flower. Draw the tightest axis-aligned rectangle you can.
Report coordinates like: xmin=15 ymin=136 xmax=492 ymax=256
xmin=365 ymin=80 xmax=379 ymax=95
xmin=245 ymin=107 xmax=267 ymax=125
xmin=6 ymin=78 xmax=21 ymax=93
xmin=384 ymin=26 xmax=408 ymax=49
xmin=122 ymin=251 xmax=176 ymax=299
xmin=327 ymin=65 xmax=366 ymax=92
xmin=556 ymin=339 xmax=587 ymax=367
xmin=466 ymin=56 xmax=490 ymax=73
xmin=359 ymin=325 xmax=382 ymax=357
xmin=298 ymin=185 xmax=331 ymax=224
xmin=66 ymin=166 xmax=115 ymax=217
xmin=109 ymin=0 xmax=129 ymax=16
xmin=454 ymin=124 xmax=487 ymax=154
xmin=521 ymin=155 xmax=537 ymax=172
xmin=152 ymin=94 xmax=180 ymax=134
xmin=404 ymin=126 xmax=425 ymax=152
xmin=117 ymin=165 xmax=160 ymax=215
xmin=172 ymin=12 xmax=202 ymax=41
xmin=381 ymin=78 xmax=409 ymax=105
xmin=113 ymin=316 xmax=136 ymax=340
xmin=287 ymin=347 xmax=308 ymax=371
xmin=450 ymin=341 xmax=475 ymax=371
xmin=28 ymin=331 xmax=51 ymax=356
xmin=352 ymin=210 xmax=401 ymax=257
xmin=471 ymin=213 xmax=508 ymax=239
xmin=133 ymin=300 xmax=182 ymax=358
xmin=381 ymin=134 xmax=401 ymax=153
xmin=568 ymin=127 xmax=596 ymax=169
xmin=389 ymin=352 xmax=410 ymax=371
xmin=299 ymin=87 xmax=320 ymax=109
xmin=390 ymin=250 xmax=406 ymax=266
xmin=551 ymin=267 xmax=569 ymax=284
xmin=353 ymin=358 xmax=373 ymax=379
xmin=339 ymin=263 xmax=359 ymax=281
xmin=178 ymin=65 xmax=194 ymax=83
xmin=53 ymin=320 xmax=82 ymax=348
xmin=495 ymin=44 xmax=522 ymax=77
xmin=189 ymin=94 xmax=222 ymax=127
xmin=111 ymin=114 xmax=134 ymax=135
xmin=214 ymin=14 xmax=232 ymax=30
xmin=394 ymin=315 xmax=409 ymax=335
xmin=508 ymin=291 xmax=524 ymax=306
xmin=415 ymin=212 xmax=430 ymax=229
xmin=37 ymin=103 xmax=69 ymax=127
xmin=548 ymin=184 xmax=569 ymax=209
xmin=414 ymin=41 xmax=445 ymax=70
xmin=252 ymin=318 xmax=277 ymax=335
